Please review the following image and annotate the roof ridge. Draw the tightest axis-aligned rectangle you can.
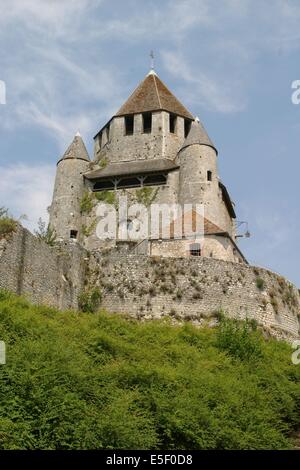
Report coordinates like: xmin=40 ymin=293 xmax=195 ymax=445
xmin=153 ymin=74 xmax=162 ymax=108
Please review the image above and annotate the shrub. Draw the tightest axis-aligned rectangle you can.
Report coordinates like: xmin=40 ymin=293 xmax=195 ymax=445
xmin=216 ymin=318 xmax=263 ymax=361
xmin=0 ymin=291 xmax=299 ymax=450
xmin=94 ymin=190 xmax=116 ymax=206
xmin=0 ymin=207 xmax=17 ymax=239
xmin=78 ymin=288 xmax=102 ymax=313
xmin=34 ymin=218 xmax=57 ymax=246
xmin=80 ymin=192 xmax=94 ymax=214
xmin=256 ymin=277 xmax=265 ymax=290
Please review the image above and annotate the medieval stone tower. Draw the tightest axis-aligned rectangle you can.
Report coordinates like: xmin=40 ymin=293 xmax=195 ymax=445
xmin=49 ymin=69 xmax=246 ymax=263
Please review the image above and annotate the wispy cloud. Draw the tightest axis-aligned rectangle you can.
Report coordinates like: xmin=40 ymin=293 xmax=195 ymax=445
xmin=161 ymin=50 xmax=247 ymax=113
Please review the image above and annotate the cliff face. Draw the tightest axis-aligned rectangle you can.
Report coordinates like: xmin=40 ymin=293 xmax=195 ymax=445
xmin=0 ymin=225 xmax=299 ymax=342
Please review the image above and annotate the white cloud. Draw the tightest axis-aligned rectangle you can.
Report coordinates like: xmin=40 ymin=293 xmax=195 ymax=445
xmin=161 ymin=50 xmax=246 ymax=113
xmin=0 ymin=164 xmax=55 ymax=231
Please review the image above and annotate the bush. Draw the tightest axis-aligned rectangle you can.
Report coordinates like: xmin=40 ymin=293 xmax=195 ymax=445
xmin=78 ymin=288 xmax=102 ymax=313
xmin=216 ymin=318 xmax=263 ymax=361
xmin=256 ymin=277 xmax=265 ymax=290
xmin=80 ymin=192 xmax=94 ymax=214
xmin=34 ymin=218 xmax=57 ymax=246
xmin=94 ymin=190 xmax=116 ymax=206
xmin=0 ymin=290 xmax=299 ymax=450
xmin=0 ymin=207 xmax=17 ymax=239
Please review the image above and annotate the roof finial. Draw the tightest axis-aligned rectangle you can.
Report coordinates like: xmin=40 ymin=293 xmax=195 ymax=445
xmin=147 ymin=50 xmax=157 ymax=76
xmin=150 ymin=50 xmax=155 ymax=70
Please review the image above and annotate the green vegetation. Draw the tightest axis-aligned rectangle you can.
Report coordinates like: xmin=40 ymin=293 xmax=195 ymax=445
xmin=80 ymin=192 xmax=94 ymax=214
xmin=94 ymin=190 xmax=117 ymax=206
xmin=255 ymin=277 xmax=265 ymax=290
xmin=135 ymin=187 xmax=159 ymax=207
xmin=82 ymin=219 xmax=97 ymax=238
xmin=34 ymin=218 xmax=57 ymax=246
xmin=0 ymin=289 xmax=299 ymax=450
xmin=78 ymin=287 xmax=102 ymax=313
xmin=0 ymin=207 xmax=17 ymax=240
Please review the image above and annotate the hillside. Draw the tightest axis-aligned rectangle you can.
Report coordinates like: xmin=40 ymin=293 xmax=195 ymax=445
xmin=0 ymin=289 xmax=299 ymax=450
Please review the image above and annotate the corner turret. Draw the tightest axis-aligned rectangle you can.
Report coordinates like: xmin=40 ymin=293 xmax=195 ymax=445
xmin=49 ymin=133 xmax=90 ymax=242
xmin=177 ymin=119 xmax=235 ymax=237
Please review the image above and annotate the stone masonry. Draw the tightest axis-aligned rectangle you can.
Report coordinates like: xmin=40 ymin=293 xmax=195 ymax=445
xmin=0 ymin=225 xmax=299 ymax=342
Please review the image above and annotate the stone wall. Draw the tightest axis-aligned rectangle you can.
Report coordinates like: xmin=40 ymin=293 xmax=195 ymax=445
xmin=0 ymin=225 xmax=85 ymax=310
xmin=0 ymin=225 xmax=299 ymax=342
xmin=94 ymin=112 xmax=186 ymax=163
xmin=88 ymin=252 xmax=300 ymax=342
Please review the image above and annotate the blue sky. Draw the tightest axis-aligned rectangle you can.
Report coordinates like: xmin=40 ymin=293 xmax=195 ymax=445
xmin=0 ymin=0 xmax=300 ymax=285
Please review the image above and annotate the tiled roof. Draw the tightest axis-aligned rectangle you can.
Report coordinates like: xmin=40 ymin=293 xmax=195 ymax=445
xmin=180 ymin=119 xmax=217 ymax=154
xmin=58 ymin=134 xmax=90 ymax=165
xmin=115 ymin=71 xmax=194 ymax=120
xmin=169 ymin=209 xmax=225 ymax=238
xmin=84 ymin=158 xmax=179 ymax=180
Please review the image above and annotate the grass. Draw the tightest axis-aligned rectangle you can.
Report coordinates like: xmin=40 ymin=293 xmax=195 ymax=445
xmin=0 ymin=289 xmax=299 ymax=450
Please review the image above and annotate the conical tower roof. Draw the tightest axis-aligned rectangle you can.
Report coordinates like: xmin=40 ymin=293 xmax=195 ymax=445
xmin=115 ymin=70 xmax=194 ymax=120
xmin=180 ymin=119 xmax=217 ymax=154
xmin=57 ymin=133 xmax=90 ymax=165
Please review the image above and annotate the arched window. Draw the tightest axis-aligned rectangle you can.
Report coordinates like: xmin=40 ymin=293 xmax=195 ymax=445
xmin=189 ymin=243 xmax=201 ymax=256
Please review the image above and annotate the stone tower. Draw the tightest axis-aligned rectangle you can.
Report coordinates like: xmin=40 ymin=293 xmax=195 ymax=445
xmin=177 ymin=119 xmax=236 ymax=237
xmin=49 ymin=133 xmax=90 ymax=242
xmin=93 ymin=69 xmax=193 ymax=165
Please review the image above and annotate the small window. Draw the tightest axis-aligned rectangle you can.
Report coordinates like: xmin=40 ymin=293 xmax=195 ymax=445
xmin=142 ymin=112 xmax=152 ymax=133
xmin=169 ymin=113 xmax=177 ymax=134
xmin=207 ymin=171 xmax=212 ymax=181
xmin=190 ymin=243 xmax=201 ymax=256
xmin=125 ymin=115 xmax=134 ymax=135
xmin=98 ymin=132 xmax=102 ymax=149
xmin=70 ymin=230 xmax=78 ymax=240
xmin=184 ymin=119 xmax=191 ymax=138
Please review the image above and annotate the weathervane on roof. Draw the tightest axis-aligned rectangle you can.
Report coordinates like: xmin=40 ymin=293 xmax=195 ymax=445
xmin=150 ymin=50 xmax=155 ymax=71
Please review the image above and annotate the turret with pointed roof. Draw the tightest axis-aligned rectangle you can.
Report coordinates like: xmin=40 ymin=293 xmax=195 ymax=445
xmin=57 ymin=132 xmax=90 ymax=165
xmin=49 ymin=133 xmax=90 ymax=242
xmin=180 ymin=118 xmax=217 ymax=154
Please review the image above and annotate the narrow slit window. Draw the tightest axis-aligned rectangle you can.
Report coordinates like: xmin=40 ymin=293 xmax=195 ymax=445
xmin=98 ymin=132 xmax=102 ymax=149
xmin=142 ymin=112 xmax=152 ymax=134
xmin=125 ymin=115 xmax=134 ymax=135
xmin=207 ymin=170 xmax=212 ymax=181
xmin=169 ymin=113 xmax=177 ymax=134
xmin=184 ymin=119 xmax=191 ymax=138
xmin=106 ymin=124 xmax=110 ymax=142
